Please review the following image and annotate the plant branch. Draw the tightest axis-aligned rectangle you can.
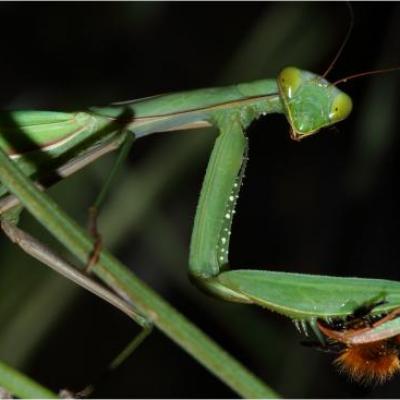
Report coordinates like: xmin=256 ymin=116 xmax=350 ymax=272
xmin=0 ymin=146 xmax=277 ymax=398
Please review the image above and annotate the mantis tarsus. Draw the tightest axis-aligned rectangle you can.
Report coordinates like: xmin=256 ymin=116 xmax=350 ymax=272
xmin=0 ymin=60 xmax=400 ymax=394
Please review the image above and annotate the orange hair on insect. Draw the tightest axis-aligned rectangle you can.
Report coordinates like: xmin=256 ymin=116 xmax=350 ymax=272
xmin=316 ymin=311 xmax=400 ymax=384
xmin=335 ymin=338 xmax=400 ymax=383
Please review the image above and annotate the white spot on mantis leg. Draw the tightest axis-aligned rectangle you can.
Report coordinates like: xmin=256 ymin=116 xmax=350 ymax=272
xmin=225 ymin=213 xmax=231 ymax=219
xmin=221 ymin=237 xmax=226 ymax=244
xmin=229 ymin=196 xmax=235 ymax=202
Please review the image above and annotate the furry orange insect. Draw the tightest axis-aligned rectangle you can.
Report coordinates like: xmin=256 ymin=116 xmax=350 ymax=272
xmin=315 ymin=306 xmax=400 ymax=383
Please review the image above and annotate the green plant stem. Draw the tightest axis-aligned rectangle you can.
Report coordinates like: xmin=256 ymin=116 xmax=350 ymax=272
xmin=0 ymin=147 xmax=277 ymax=398
xmin=0 ymin=360 xmax=56 ymax=398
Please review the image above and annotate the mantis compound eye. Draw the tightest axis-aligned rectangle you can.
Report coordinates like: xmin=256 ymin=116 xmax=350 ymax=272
xmin=278 ymin=66 xmax=302 ymax=99
xmin=329 ymin=92 xmax=353 ymax=124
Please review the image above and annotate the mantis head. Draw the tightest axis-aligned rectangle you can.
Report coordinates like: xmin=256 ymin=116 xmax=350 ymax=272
xmin=277 ymin=66 xmax=353 ymax=141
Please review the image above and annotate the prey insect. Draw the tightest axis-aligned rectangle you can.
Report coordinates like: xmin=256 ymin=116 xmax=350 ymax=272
xmin=302 ymin=301 xmax=400 ymax=383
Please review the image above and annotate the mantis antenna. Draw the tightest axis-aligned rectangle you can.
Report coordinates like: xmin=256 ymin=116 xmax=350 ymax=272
xmin=333 ymin=66 xmax=400 ymax=86
xmin=322 ymin=2 xmax=354 ymax=78
xmin=323 ymin=3 xmax=400 ymax=85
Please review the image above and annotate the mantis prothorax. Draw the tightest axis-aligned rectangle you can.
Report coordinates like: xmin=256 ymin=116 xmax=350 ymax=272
xmin=1 ymin=66 xmax=400 ymax=367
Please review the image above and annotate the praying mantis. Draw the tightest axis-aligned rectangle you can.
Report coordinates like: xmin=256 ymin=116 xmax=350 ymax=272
xmin=0 ymin=4 xmax=400 ymax=398
xmin=2 ymin=66 xmax=400 ymax=322
xmin=1 ymin=64 xmax=400 ymax=393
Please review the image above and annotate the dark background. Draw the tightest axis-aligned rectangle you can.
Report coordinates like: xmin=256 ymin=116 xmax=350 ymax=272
xmin=0 ymin=2 xmax=400 ymax=398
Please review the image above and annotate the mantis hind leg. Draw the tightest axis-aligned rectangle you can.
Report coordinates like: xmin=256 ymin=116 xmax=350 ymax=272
xmin=80 ymin=130 xmax=154 ymax=389
xmin=86 ymin=131 xmax=135 ymax=271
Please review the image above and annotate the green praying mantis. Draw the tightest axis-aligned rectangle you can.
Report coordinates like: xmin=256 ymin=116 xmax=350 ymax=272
xmin=2 ymin=66 xmax=400 ymax=331
xmin=0 ymin=49 xmax=400 ymax=395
